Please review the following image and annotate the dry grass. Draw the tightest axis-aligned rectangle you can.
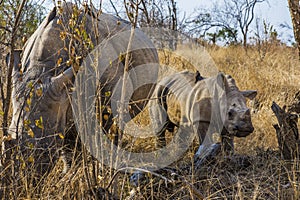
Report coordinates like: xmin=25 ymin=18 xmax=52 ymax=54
xmin=1 ymin=44 xmax=300 ymax=199
xmin=208 ymin=45 xmax=300 ymax=154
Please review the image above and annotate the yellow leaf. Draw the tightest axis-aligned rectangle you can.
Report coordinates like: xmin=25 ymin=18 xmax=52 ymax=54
xmin=57 ymin=57 xmax=63 ymax=66
xmin=35 ymin=87 xmax=43 ymax=97
xmin=35 ymin=116 xmax=44 ymax=129
xmin=28 ymin=156 xmax=34 ymax=163
xmin=103 ymin=114 xmax=109 ymax=121
xmin=3 ymin=134 xmax=12 ymax=141
xmin=27 ymin=81 xmax=33 ymax=89
xmin=60 ymin=31 xmax=66 ymax=40
xmin=26 ymin=98 xmax=31 ymax=106
xmin=97 ymin=175 xmax=104 ymax=182
xmin=58 ymin=132 xmax=64 ymax=139
xmin=24 ymin=119 xmax=31 ymax=127
xmin=27 ymin=142 xmax=34 ymax=149
xmin=57 ymin=18 xmax=62 ymax=25
xmin=24 ymin=106 xmax=30 ymax=112
xmin=66 ymin=59 xmax=73 ymax=66
xmin=105 ymin=91 xmax=111 ymax=97
xmin=118 ymin=53 xmax=126 ymax=62
xmin=75 ymin=56 xmax=82 ymax=64
xmin=0 ymin=111 xmax=4 ymax=116
xmin=27 ymin=128 xmax=34 ymax=138
xmin=106 ymin=106 xmax=112 ymax=113
xmin=21 ymin=162 xmax=26 ymax=169
xmin=69 ymin=19 xmax=75 ymax=27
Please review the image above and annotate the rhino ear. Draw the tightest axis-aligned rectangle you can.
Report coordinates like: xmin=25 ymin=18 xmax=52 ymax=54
xmin=194 ymin=71 xmax=203 ymax=83
xmin=241 ymin=90 xmax=257 ymax=100
xmin=216 ymin=72 xmax=229 ymax=90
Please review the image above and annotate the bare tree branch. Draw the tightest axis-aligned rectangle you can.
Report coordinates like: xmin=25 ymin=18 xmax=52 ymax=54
xmin=109 ymin=0 xmax=120 ymax=17
xmin=140 ymin=0 xmax=151 ymax=24
xmin=186 ymin=0 xmax=265 ymax=46
xmin=3 ymin=0 xmax=27 ymax=136
xmin=0 ymin=25 xmax=11 ymax=33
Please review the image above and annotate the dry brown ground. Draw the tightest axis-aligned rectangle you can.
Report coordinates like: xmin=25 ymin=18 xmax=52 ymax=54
xmin=1 ymin=44 xmax=300 ymax=199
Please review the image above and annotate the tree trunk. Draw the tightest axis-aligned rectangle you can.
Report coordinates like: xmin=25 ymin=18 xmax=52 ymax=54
xmin=271 ymin=101 xmax=300 ymax=160
xmin=287 ymin=0 xmax=300 ymax=59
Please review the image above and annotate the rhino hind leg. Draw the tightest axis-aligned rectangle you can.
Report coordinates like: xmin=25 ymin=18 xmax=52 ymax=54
xmin=156 ymin=128 xmax=167 ymax=149
xmin=156 ymin=120 xmax=177 ymax=149
xmin=61 ymin=124 xmax=83 ymax=173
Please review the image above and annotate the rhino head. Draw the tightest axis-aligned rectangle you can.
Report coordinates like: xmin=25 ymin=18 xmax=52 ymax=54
xmin=220 ymin=74 xmax=257 ymax=137
xmin=4 ymin=4 xmax=89 ymax=175
xmin=4 ymin=45 xmax=75 ymax=174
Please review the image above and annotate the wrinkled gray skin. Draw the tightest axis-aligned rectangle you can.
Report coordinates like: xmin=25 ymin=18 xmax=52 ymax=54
xmin=149 ymin=70 xmax=257 ymax=154
xmin=5 ymin=3 xmax=159 ymax=175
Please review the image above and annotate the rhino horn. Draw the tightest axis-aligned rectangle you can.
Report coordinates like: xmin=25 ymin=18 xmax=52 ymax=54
xmin=51 ymin=66 xmax=77 ymax=90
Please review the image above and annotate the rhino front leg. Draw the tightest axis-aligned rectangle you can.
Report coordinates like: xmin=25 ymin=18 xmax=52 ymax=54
xmin=221 ymin=129 xmax=234 ymax=155
xmin=148 ymin=99 xmax=170 ymax=149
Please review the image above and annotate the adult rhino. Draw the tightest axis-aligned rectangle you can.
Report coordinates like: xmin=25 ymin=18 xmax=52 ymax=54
xmin=149 ymin=70 xmax=257 ymax=155
xmin=4 ymin=3 xmax=159 ymax=175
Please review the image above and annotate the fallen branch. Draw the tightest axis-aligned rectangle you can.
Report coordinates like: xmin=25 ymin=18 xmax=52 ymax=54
xmin=271 ymin=101 xmax=300 ymax=160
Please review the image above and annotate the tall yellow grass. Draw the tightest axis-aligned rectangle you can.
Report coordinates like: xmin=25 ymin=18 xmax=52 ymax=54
xmin=1 ymin=44 xmax=300 ymax=199
xmin=155 ymin=44 xmax=300 ymax=154
xmin=208 ymin=45 xmax=300 ymax=154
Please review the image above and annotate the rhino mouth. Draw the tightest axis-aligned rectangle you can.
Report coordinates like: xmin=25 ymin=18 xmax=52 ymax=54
xmin=235 ymin=131 xmax=252 ymax=137
xmin=231 ymin=124 xmax=254 ymax=137
xmin=233 ymin=126 xmax=254 ymax=137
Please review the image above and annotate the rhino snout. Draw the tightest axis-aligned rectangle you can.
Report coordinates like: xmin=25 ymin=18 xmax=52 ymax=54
xmin=234 ymin=122 xmax=254 ymax=137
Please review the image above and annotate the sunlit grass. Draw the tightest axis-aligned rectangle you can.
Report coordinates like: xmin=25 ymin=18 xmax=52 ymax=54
xmin=1 ymin=44 xmax=300 ymax=199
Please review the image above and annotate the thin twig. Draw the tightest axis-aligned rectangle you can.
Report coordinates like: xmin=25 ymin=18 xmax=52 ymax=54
xmin=106 ymin=167 xmax=205 ymax=200
xmin=105 ymin=167 xmax=173 ymax=189
xmin=118 ymin=0 xmax=140 ymax=141
xmin=0 ymin=25 xmax=11 ymax=33
xmin=109 ymin=0 xmax=120 ymax=18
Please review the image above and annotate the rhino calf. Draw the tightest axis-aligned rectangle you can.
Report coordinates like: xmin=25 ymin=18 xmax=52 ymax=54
xmin=149 ymin=70 xmax=257 ymax=155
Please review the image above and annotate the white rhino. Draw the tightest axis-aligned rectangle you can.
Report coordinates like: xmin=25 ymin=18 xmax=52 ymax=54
xmin=149 ymin=70 xmax=257 ymax=155
xmin=4 ymin=3 xmax=159 ymax=175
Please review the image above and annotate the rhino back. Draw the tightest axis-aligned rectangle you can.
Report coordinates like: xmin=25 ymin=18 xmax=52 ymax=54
xmin=155 ymin=71 xmax=209 ymax=125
